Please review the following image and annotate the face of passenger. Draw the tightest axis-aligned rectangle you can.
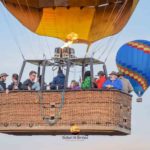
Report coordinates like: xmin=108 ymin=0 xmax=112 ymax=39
xmin=29 ymin=73 xmax=37 ymax=81
xmin=1 ymin=76 xmax=7 ymax=82
xmin=12 ymin=77 xmax=18 ymax=83
xmin=70 ymin=81 xmax=76 ymax=88
xmin=119 ymin=75 xmax=123 ymax=78
xmin=110 ymin=74 xmax=117 ymax=81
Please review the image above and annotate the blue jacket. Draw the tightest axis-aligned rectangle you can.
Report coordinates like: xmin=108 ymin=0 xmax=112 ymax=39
xmin=103 ymin=78 xmax=122 ymax=90
xmin=50 ymin=73 xmax=65 ymax=90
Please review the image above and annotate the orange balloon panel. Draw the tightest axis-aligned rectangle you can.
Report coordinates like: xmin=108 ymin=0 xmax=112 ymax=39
xmin=2 ymin=0 xmax=139 ymax=43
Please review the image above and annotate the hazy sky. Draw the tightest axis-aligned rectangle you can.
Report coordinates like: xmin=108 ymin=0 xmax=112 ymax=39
xmin=0 ymin=0 xmax=150 ymax=150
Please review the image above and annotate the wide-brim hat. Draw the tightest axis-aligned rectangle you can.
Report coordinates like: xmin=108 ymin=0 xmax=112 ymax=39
xmin=0 ymin=73 xmax=9 ymax=78
xmin=109 ymin=71 xmax=118 ymax=76
xmin=117 ymin=71 xmax=124 ymax=76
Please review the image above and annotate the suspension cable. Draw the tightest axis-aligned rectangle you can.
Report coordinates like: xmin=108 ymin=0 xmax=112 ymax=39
xmin=96 ymin=0 xmax=127 ymax=60
xmin=90 ymin=0 xmax=125 ymax=58
xmin=1 ymin=1 xmax=25 ymax=60
xmin=89 ymin=0 xmax=119 ymax=56
xmin=15 ymin=0 xmax=38 ymax=58
xmin=90 ymin=0 xmax=109 ymax=55
xmin=104 ymin=30 xmax=122 ymax=63
xmin=24 ymin=0 xmax=49 ymax=58
xmin=104 ymin=1 xmax=128 ymax=63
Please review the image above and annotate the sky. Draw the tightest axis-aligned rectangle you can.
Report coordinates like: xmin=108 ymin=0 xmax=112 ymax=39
xmin=0 ymin=0 xmax=150 ymax=150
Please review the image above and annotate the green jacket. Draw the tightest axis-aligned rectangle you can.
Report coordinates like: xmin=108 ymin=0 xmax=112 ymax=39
xmin=81 ymin=77 xmax=91 ymax=89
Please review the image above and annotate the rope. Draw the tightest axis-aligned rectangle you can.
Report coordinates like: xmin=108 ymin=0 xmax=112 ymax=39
xmin=89 ymin=0 xmax=119 ymax=56
xmin=91 ymin=38 xmax=110 ymax=57
xmin=85 ymin=2 xmax=109 ymax=57
xmin=24 ymin=0 xmax=49 ymax=59
xmin=102 ymin=1 xmax=128 ymax=63
xmin=1 ymin=1 xmax=25 ymax=60
xmin=90 ymin=0 xmax=109 ymax=55
xmin=104 ymin=33 xmax=120 ymax=63
xmin=95 ymin=37 xmax=113 ymax=59
xmin=91 ymin=0 xmax=125 ymax=58
xmin=96 ymin=0 xmax=127 ymax=60
xmin=15 ymin=0 xmax=38 ymax=58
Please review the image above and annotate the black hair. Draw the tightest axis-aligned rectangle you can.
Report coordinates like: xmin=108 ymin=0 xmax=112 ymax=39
xmin=98 ymin=71 xmax=105 ymax=76
xmin=12 ymin=74 xmax=19 ymax=80
xmin=84 ymin=71 xmax=91 ymax=80
xmin=29 ymin=71 xmax=37 ymax=76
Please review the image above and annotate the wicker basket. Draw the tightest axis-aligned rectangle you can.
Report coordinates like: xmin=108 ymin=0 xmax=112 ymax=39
xmin=0 ymin=90 xmax=132 ymax=135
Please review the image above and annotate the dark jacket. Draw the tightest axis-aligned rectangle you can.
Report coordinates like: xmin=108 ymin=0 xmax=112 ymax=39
xmin=50 ymin=73 xmax=65 ymax=90
xmin=0 ymin=81 xmax=6 ymax=90
xmin=8 ymin=82 xmax=22 ymax=90
xmin=22 ymin=79 xmax=34 ymax=90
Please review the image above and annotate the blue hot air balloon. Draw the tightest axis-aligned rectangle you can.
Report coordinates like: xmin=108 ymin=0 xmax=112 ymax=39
xmin=116 ymin=40 xmax=150 ymax=97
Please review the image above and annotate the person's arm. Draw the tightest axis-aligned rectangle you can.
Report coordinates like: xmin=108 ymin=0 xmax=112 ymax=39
xmin=103 ymin=80 xmax=109 ymax=88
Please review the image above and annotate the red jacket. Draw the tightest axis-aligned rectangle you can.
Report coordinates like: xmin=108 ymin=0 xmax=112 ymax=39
xmin=96 ymin=76 xmax=106 ymax=89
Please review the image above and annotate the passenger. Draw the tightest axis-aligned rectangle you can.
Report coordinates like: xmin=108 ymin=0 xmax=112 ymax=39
xmin=50 ymin=67 xmax=65 ymax=90
xmin=32 ymin=81 xmax=40 ymax=91
xmin=0 ymin=73 xmax=8 ymax=91
xmin=81 ymin=71 xmax=91 ymax=89
xmin=103 ymin=71 xmax=122 ymax=90
xmin=118 ymin=72 xmax=133 ymax=93
xmin=96 ymin=71 xmax=106 ymax=89
xmin=32 ymin=75 xmax=47 ymax=91
xmin=8 ymin=74 xmax=22 ymax=90
xmin=22 ymin=71 xmax=39 ymax=90
xmin=70 ymin=80 xmax=80 ymax=90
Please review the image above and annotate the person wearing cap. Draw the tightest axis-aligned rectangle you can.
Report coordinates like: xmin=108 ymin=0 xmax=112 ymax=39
xmin=8 ymin=74 xmax=22 ymax=91
xmin=22 ymin=71 xmax=38 ymax=90
xmin=118 ymin=72 xmax=133 ymax=93
xmin=95 ymin=71 xmax=106 ymax=89
xmin=103 ymin=71 xmax=122 ymax=90
xmin=50 ymin=67 xmax=65 ymax=90
xmin=0 ymin=73 xmax=8 ymax=91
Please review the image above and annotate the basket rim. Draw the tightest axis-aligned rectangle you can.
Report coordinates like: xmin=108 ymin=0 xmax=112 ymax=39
xmin=0 ymin=89 xmax=132 ymax=97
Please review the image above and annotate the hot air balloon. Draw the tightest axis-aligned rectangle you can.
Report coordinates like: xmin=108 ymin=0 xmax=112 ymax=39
xmin=1 ymin=0 xmax=138 ymax=44
xmin=0 ymin=0 xmax=139 ymax=136
xmin=116 ymin=40 xmax=150 ymax=97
